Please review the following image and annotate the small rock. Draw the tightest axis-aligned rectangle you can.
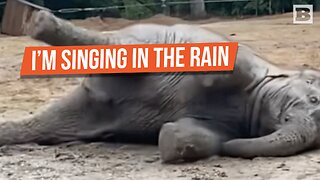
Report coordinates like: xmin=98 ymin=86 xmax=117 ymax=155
xmin=84 ymin=154 xmax=94 ymax=158
xmin=177 ymin=174 xmax=186 ymax=178
xmin=277 ymin=162 xmax=286 ymax=169
xmin=55 ymin=152 xmax=76 ymax=161
xmin=113 ymin=163 xmax=122 ymax=167
xmin=144 ymin=156 xmax=160 ymax=163
xmin=220 ymin=172 xmax=228 ymax=177
xmin=98 ymin=155 xmax=110 ymax=159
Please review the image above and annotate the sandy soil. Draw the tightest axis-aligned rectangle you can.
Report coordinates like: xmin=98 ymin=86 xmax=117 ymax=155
xmin=0 ymin=12 xmax=320 ymax=180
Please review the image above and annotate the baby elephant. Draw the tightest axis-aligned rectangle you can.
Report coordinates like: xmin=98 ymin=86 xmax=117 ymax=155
xmin=0 ymin=10 xmax=319 ymax=163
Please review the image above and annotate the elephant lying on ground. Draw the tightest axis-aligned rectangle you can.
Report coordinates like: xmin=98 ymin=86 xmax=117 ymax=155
xmin=1 ymin=10 xmax=319 ymax=163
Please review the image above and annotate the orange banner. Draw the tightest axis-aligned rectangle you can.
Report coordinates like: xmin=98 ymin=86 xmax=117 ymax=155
xmin=20 ymin=42 xmax=238 ymax=76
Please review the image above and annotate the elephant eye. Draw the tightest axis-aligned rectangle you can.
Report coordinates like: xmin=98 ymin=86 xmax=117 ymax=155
xmin=284 ymin=116 xmax=290 ymax=122
xmin=306 ymin=79 xmax=314 ymax=84
xmin=309 ymin=96 xmax=319 ymax=104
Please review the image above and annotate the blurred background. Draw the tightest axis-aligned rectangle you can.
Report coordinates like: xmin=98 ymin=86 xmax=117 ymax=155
xmin=0 ymin=0 xmax=319 ymax=36
xmin=0 ymin=0 xmax=319 ymax=21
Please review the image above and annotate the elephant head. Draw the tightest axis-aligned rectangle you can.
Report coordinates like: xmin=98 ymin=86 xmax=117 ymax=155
xmin=223 ymin=69 xmax=320 ymax=158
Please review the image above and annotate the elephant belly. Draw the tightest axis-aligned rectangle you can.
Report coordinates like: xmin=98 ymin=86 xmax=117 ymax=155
xmin=185 ymin=90 xmax=249 ymax=138
xmin=112 ymin=96 xmax=186 ymax=134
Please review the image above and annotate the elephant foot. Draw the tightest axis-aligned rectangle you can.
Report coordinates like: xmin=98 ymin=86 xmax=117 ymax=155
xmin=159 ymin=118 xmax=222 ymax=163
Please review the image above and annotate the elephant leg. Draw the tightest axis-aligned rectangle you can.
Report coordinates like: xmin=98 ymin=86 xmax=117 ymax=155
xmin=26 ymin=10 xmax=121 ymax=46
xmin=0 ymin=86 xmax=117 ymax=146
xmin=159 ymin=117 xmax=224 ymax=163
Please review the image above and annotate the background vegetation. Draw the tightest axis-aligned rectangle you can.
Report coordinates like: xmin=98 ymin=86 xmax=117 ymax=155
xmin=0 ymin=0 xmax=319 ymax=21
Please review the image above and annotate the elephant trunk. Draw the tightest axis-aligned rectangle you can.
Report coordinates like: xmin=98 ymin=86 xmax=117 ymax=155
xmin=222 ymin=122 xmax=318 ymax=158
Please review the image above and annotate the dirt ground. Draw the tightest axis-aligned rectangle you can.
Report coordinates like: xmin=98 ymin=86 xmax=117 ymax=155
xmin=0 ymin=12 xmax=319 ymax=180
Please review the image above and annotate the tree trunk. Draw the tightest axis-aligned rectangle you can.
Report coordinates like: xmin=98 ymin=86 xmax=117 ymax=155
xmin=315 ymin=0 xmax=320 ymax=11
xmin=255 ymin=0 xmax=259 ymax=16
xmin=190 ymin=0 xmax=206 ymax=19
xmin=268 ymin=0 xmax=272 ymax=15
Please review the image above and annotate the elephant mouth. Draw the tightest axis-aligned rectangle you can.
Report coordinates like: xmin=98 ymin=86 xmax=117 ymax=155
xmin=311 ymin=109 xmax=320 ymax=120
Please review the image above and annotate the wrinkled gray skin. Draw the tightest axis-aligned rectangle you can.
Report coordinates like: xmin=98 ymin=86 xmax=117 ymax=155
xmin=1 ymin=10 xmax=320 ymax=163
